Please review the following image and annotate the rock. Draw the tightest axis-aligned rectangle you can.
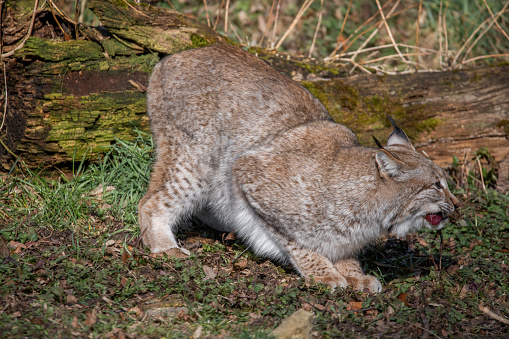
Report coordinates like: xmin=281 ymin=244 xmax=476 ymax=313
xmin=271 ymin=309 xmax=314 ymax=339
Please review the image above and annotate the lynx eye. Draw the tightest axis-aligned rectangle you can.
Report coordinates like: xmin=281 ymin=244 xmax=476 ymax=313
xmin=434 ymin=181 xmax=443 ymax=189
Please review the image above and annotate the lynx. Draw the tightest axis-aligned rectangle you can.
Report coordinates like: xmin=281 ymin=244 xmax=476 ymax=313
xmin=138 ymin=45 xmax=459 ymax=293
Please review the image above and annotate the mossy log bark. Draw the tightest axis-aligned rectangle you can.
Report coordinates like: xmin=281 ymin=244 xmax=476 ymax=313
xmin=1 ymin=0 xmax=508 ymax=186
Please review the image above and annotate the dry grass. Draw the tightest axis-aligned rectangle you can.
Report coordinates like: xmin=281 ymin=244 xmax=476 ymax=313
xmin=47 ymin=0 xmax=509 ymax=72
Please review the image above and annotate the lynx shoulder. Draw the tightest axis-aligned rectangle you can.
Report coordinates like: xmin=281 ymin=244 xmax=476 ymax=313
xmin=138 ymin=45 xmax=459 ymax=293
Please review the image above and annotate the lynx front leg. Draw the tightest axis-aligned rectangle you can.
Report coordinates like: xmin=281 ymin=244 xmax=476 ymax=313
xmin=334 ymin=258 xmax=382 ymax=293
xmin=138 ymin=155 xmax=206 ymax=254
xmin=286 ymin=243 xmax=348 ymax=290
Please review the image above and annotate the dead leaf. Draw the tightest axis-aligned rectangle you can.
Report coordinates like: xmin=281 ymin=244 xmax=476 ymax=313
xmin=224 ymin=232 xmax=237 ymax=241
xmin=120 ymin=277 xmax=128 ymax=287
xmin=302 ymin=302 xmax=312 ymax=311
xmin=8 ymin=240 xmax=26 ymax=255
xmin=66 ymin=294 xmax=78 ymax=305
xmin=105 ymin=240 xmax=116 ymax=247
xmin=121 ymin=250 xmax=131 ymax=264
xmin=417 ymin=238 xmax=429 ymax=247
xmin=31 ymin=317 xmax=44 ymax=325
xmin=346 ymin=301 xmax=364 ymax=311
xmin=193 ymin=325 xmax=203 ymax=339
xmin=85 ymin=309 xmax=97 ymax=327
xmin=397 ymin=293 xmax=409 ymax=306
xmin=71 ymin=315 xmax=79 ymax=329
xmin=202 ymin=265 xmax=217 ymax=281
xmin=233 ymin=259 xmax=248 ymax=270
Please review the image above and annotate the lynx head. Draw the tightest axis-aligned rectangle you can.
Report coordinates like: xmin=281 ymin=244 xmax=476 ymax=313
xmin=374 ymin=117 xmax=459 ymax=237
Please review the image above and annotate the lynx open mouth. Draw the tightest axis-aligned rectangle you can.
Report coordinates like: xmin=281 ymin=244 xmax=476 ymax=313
xmin=425 ymin=212 xmax=445 ymax=226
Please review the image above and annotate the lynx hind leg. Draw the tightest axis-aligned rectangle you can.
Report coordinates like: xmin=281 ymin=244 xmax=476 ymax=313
xmin=286 ymin=243 xmax=348 ymax=290
xmin=334 ymin=258 xmax=382 ymax=293
xmin=138 ymin=156 xmax=206 ymax=254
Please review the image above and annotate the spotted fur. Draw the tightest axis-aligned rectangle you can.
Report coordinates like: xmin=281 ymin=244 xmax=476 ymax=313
xmin=139 ymin=45 xmax=459 ymax=293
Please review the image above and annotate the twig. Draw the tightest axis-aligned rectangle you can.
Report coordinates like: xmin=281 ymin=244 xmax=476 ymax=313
xmin=339 ymin=43 xmax=445 ymax=57
xmin=270 ymin=0 xmax=282 ymax=48
xmin=334 ymin=3 xmax=417 ymax=60
xmin=259 ymin=0 xmax=276 ymax=46
xmin=203 ymin=0 xmax=211 ymax=27
xmin=308 ymin=0 xmax=323 ymax=58
xmin=120 ymin=0 xmax=150 ymax=18
xmin=438 ymin=0 xmax=443 ymax=68
xmin=476 ymin=156 xmax=487 ymax=193
xmin=358 ymin=52 xmax=433 ymax=66
xmin=335 ymin=58 xmax=372 ymax=74
xmin=1 ymin=0 xmax=39 ymax=58
xmin=330 ymin=0 xmax=352 ymax=57
xmin=347 ymin=0 xmax=400 ymax=74
xmin=213 ymin=0 xmax=225 ymax=31
xmin=48 ymin=2 xmax=68 ymax=39
xmin=482 ymin=0 xmax=509 ymax=42
xmin=415 ymin=0 xmax=422 ymax=69
xmin=457 ymin=2 xmax=509 ymax=65
xmin=74 ymin=0 xmax=79 ymax=38
xmin=0 ymin=61 xmax=7 ymax=133
xmin=463 ymin=53 xmax=509 ymax=64
xmin=0 ymin=135 xmax=18 ymax=159
xmin=479 ymin=305 xmax=509 ymax=325
xmin=329 ymin=0 xmax=393 ymax=58
xmin=47 ymin=0 xmax=76 ymax=24
xmin=375 ymin=0 xmax=406 ymax=62
xmin=443 ymin=3 xmax=448 ymax=66
xmin=224 ymin=0 xmax=230 ymax=34
xmin=275 ymin=0 xmax=314 ymax=50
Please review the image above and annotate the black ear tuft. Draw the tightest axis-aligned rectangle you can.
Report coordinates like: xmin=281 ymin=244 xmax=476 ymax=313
xmin=386 ymin=115 xmax=415 ymax=150
xmin=372 ymin=136 xmax=383 ymax=149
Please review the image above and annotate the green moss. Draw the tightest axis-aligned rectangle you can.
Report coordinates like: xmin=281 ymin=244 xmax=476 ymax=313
xmin=44 ymin=91 xmax=149 ymax=160
xmin=20 ymin=37 xmax=103 ymax=62
xmin=301 ymin=80 xmax=438 ymax=145
xmin=190 ymin=33 xmax=210 ymax=48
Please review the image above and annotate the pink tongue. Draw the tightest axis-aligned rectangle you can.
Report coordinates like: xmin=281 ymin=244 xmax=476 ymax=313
xmin=426 ymin=213 xmax=443 ymax=226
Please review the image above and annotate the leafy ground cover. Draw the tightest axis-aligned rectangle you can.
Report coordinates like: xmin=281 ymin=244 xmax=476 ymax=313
xmin=1 ymin=133 xmax=508 ymax=338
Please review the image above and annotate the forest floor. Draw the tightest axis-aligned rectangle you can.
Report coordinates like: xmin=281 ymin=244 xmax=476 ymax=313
xmin=1 ymin=134 xmax=508 ymax=338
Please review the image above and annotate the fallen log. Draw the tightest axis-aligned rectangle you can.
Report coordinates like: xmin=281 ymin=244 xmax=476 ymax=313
xmin=1 ymin=0 xmax=508 ymax=190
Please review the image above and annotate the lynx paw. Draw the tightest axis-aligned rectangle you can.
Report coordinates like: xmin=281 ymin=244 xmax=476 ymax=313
xmin=149 ymin=247 xmax=191 ymax=259
xmin=346 ymin=275 xmax=382 ymax=293
xmin=306 ymin=274 xmax=348 ymax=291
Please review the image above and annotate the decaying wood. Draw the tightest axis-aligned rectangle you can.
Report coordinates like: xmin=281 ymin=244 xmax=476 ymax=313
xmin=0 ymin=0 xmax=508 ymax=190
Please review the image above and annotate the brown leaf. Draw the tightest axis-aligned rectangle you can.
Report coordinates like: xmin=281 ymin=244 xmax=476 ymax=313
xmin=31 ymin=317 xmax=44 ymax=325
xmin=8 ymin=240 xmax=27 ymax=249
xmin=66 ymin=294 xmax=78 ymax=305
xmin=301 ymin=302 xmax=313 ymax=311
xmin=71 ymin=315 xmax=79 ymax=329
xmin=224 ymin=232 xmax=237 ymax=241
xmin=346 ymin=301 xmax=364 ymax=311
xmin=202 ymin=265 xmax=217 ymax=281
xmin=85 ymin=309 xmax=97 ymax=327
xmin=121 ymin=250 xmax=131 ymax=264
xmin=233 ymin=259 xmax=248 ymax=270
xmin=397 ymin=293 xmax=409 ymax=306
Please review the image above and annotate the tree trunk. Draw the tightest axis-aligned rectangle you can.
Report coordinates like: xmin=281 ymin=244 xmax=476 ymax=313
xmin=1 ymin=0 xmax=508 ymax=187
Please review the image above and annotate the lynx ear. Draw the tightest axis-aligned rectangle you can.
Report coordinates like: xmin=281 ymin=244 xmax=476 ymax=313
xmin=386 ymin=116 xmax=415 ymax=151
xmin=375 ymin=149 xmax=404 ymax=178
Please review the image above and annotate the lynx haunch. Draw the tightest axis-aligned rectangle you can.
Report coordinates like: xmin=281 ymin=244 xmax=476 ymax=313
xmin=138 ymin=45 xmax=459 ymax=293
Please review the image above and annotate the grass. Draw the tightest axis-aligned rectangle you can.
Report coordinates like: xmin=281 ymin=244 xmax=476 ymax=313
xmin=1 ymin=133 xmax=508 ymax=338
